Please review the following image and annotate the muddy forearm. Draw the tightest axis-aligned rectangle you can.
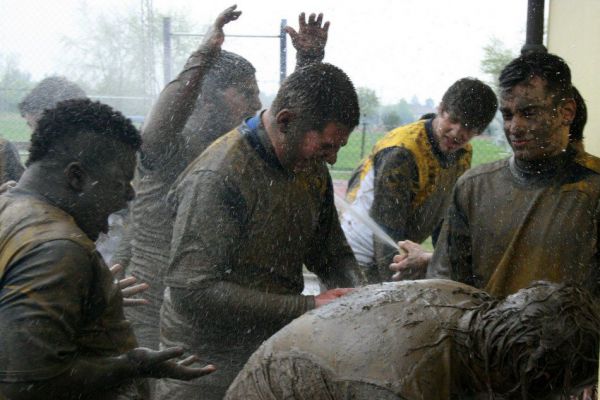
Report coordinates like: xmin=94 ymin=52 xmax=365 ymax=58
xmin=172 ymin=282 xmax=315 ymax=328
xmin=373 ymin=238 xmax=401 ymax=281
xmin=0 ymin=355 xmax=137 ymax=400
xmin=295 ymin=49 xmax=324 ymax=69
xmin=141 ymin=46 xmax=220 ymax=167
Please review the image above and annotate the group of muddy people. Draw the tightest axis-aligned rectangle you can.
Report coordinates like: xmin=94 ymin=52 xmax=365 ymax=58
xmin=0 ymin=5 xmax=599 ymax=400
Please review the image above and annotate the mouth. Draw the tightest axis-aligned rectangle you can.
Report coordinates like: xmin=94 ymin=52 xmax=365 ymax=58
xmin=442 ymin=137 xmax=461 ymax=151
xmin=510 ymin=138 xmax=532 ymax=147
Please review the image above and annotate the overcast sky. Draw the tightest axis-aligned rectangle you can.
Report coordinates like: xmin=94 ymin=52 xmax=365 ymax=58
xmin=0 ymin=0 xmax=534 ymax=104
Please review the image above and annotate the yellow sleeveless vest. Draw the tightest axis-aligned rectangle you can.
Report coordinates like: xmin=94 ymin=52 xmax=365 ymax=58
xmin=347 ymin=120 xmax=472 ymax=207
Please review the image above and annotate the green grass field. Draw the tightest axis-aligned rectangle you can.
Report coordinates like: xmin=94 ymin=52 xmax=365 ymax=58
xmin=0 ymin=112 xmax=511 ymax=179
xmin=0 ymin=113 xmax=30 ymax=142
xmin=330 ymin=130 xmax=510 ymax=180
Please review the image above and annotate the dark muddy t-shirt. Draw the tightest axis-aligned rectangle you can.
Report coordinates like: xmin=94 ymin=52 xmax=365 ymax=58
xmin=159 ymin=115 xmax=366 ymax=398
xmin=0 ymin=191 xmax=139 ymax=399
xmin=428 ymin=148 xmax=600 ymax=297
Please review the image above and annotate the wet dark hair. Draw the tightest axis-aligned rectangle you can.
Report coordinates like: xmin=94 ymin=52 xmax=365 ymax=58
xmin=199 ymin=50 xmax=256 ymax=103
xmin=271 ymin=62 xmax=360 ymax=133
xmin=499 ymin=52 xmax=573 ymax=105
xmin=570 ymin=86 xmax=587 ymax=143
xmin=27 ymin=98 xmax=141 ymax=166
xmin=419 ymin=112 xmax=436 ymax=120
xmin=471 ymin=282 xmax=600 ymax=399
xmin=18 ymin=76 xmax=86 ymax=118
xmin=439 ymin=78 xmax=497 ymax=133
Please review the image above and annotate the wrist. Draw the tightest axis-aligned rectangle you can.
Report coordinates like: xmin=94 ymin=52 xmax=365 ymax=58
xmin=121 ymin=351 xmax=143 ymax=379
xmin=305 ymin=295 xmax=316 ymax=310
xmin=297 ymin=49 xmax=325 ymax=61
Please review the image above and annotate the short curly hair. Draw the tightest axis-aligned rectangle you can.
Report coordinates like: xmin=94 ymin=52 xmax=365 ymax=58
xmin=271 ymin=63 xmax=360 ymax=134
xmin=499 ymin=52 xmax=573 ymax=105
xmin=18 ymin=76 xmax=87 ymax=118
xmin=440 ymin=78 xmax=497 ymax=133
xmin=27 ymin=98 xmax=141 ymax=166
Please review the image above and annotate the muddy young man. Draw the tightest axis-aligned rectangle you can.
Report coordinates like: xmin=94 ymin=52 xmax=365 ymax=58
xmin=341 ymin=78 xmax=497 ymax=283
xmin=0 ymin=99 xmax=214 ymax=400
xmin=426 ymin=52 xmax=600 ymax=298
xmin=390 ymin=84 xmax=590 ymax=283
xmin=225 ymin=280 xmax=600 ymax=399
xmin=117 ymin=6 xmax=330 ymax=354
xmin=0 ymin=76 xmax=83 ymax=186
xmin=158 ymin=62 xmax=367 ymax=399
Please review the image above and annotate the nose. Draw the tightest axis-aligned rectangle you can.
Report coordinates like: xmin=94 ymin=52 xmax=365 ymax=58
xmin=251 ymin=94 xmax=262 ymax=113
xmin=507 ymin=115 xmax=527 ymax=136
xmin=448 ymin=125 xmax=470 ymax=146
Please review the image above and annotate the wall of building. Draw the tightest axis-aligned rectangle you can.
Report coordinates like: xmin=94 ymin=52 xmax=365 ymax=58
xmin=547 ymin=0 xmax=600 ymax=155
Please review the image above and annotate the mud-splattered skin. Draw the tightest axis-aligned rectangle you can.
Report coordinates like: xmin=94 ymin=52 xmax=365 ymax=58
xmin=226 ymin=280 xmax=600 ymax=400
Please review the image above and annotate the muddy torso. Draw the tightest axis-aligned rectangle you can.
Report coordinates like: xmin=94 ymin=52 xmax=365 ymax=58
xmin=226 ymin=279 xmax=487 ymax=400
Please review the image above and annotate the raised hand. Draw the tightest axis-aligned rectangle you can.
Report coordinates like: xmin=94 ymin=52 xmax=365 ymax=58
xmin=127 ymin=346 xmax=216 ymax=380
xmin=203 ymin=5 xmax=242 ymax=50
xmin=285 ymin=12 xmax=329 ymax=56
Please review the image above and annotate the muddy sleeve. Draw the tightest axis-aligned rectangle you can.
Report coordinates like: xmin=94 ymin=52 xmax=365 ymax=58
xmin=0 ymin=140 xmax=24 ymax=184
xmin=111 ymin=213 xmax=133 ymax=274
xmin=427 ymin=182 xmax=474 ymax=284
xmin=0 ymin=240 xmax=94 ymax=382
xmin=305 ymin=175 xmax=368 ymax=288
xmin=139 ymin=45 xmax=220 ymax=170
xmin=171 ymin=282 xmax=314 ymax=331
xmin=166 ymin=171 xmax=315 ymax=326
xmin=295 ymin=46 xmax=325 ymax=70
xmin=371 ymin=147 xmax=418 ymax=281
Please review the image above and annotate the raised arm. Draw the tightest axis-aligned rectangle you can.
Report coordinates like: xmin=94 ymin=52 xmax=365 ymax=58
xmin=286 ymin=12 xmax=329 ymax=70
xmin=141 ymin=5 xmax=241 ymax=168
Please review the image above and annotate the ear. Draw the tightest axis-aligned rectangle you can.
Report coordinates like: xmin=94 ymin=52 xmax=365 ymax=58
xmin=274 ymin=109 xmax=296 ymax=133
xmin=559 ymin=98 xmax=576 ymax=126
xmin=64 ymin=162 xmax=86 ymax=192
xmin=436 ymin=104 xmax=444 ymax=116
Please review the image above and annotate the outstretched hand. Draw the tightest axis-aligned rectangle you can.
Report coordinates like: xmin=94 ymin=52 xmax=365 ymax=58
xmin=127 ymin=347 xmax=216 ymax=381
xmin=285 ymin=12 xmax=329 ymax=55
xmin=203 ymin=5 xmax=242 ymax=50
xmin=110 ymin=263 xmax=150 ymax=307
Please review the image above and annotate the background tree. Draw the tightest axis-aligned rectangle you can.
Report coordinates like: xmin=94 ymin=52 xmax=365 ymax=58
xmin=480 ymin=36 xmax=517 ymax=92
xmin=61 ymin=4 xmax=201 ymax=115
xmin=381 ymin=110 xmax=401 ymax=131
xmin=357 ymin=87 xmax=380 ymax=123
xmin=0 ymin=54 xmax=33 ymax=112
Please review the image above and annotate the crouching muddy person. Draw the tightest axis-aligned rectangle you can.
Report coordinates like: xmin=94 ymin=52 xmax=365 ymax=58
xmin=158 ymin=62 xmax=368 ymax=399
xmin=226 ymin=280 xmax=600 ymax=400
xmin=0 ymin=99 xmax=214 ymax=400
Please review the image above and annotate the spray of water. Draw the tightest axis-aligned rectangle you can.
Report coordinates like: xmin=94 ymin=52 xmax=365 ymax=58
xmin=334 ymin=193 xmax=400 ymax=250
